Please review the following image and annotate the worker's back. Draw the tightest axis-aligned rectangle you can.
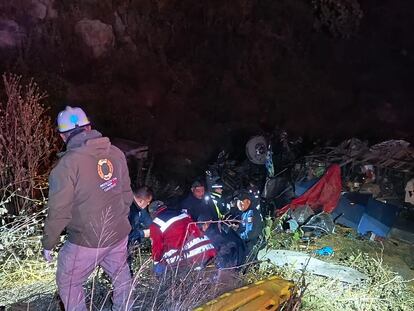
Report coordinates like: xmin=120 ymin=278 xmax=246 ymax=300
xmin=150 ymin=207 xmax=216 ymax=268
xmin=43 ymin=130 xmax=133 ymax=249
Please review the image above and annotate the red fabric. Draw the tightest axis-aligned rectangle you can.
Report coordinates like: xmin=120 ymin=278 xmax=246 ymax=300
xmin=277 ymin=164 xmax=342 ymax=216
xmin=149 ymin=211 xmax=216 ymax=265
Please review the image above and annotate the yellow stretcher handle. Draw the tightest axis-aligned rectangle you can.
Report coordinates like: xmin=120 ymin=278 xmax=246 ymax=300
xmin=194 ymin=275 xmax=295 ymax=311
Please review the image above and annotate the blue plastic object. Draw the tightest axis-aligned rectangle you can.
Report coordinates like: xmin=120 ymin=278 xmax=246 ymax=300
xmin=294 ymin=179 xmax=319 ymax=197
xmin=287 ymin=219 xmax=299 ymax=232
xmin=365 ymin=198 xmax=399 ymax=227
xmin=314 ymin=246 xmax=334 ymax=256
xmin=331 ymin=193 xmax=371 ymax=229
xmin=357 ymin=199 xmax=399 ymax=238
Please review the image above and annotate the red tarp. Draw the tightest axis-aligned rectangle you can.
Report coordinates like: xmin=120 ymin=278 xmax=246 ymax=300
xmin=277 ymin=164 xmax=342 ymax=216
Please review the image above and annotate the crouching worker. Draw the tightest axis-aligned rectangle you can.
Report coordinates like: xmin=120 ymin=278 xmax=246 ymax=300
xmin=149 ymin=201 xmax=216 ymax=276
xmin=128 ymin=186 xmax=153 ymax=272
xmin=129 ymin=186 xmax=153 ymax=243
xmin=41 ymin=106 xmax=134 ymax=311
xmin=235 ymin=191 xmax=264 ymax=260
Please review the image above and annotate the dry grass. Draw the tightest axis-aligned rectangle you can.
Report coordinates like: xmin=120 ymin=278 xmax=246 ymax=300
xmin=0 ymin=211 xmax=241 ymax=310
xmin=0 ymin=207 xmax=57 ymax=308
xmin=254 ymin=223 xmax=414 ymax=311
xmin=255 ymin=254 xmax=414 ymax=311
xmin=2 ymin=210 xmax=414 ymax=310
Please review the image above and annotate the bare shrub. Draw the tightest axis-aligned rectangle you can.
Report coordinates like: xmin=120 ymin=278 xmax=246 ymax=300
xmin=0 ymin=74 xmax=59 ymax=215
xmin=312 ymin=0 xmax=363 ymax=38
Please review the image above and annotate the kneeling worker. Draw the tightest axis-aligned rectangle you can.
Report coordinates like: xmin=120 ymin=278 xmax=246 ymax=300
xmin=149 ymin=201 xmax=216 ymax=275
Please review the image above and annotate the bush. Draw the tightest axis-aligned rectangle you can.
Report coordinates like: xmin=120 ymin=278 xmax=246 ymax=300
xmin=312 ymin=0 xmax=363 ymax=38
xmin=0 ymin=74 xmax=58 ymax=215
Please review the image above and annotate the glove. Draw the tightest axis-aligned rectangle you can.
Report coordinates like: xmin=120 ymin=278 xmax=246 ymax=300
xmin=143 ymin=229 xmax=150 ymax=238
xmin=43 ymin=249 xmax=53 ymax=262
xmin=230 ymin=223 xmax=239 ymax=230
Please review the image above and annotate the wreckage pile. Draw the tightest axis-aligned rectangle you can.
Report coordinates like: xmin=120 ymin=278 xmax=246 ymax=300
xmin=250 ymin=136 xmax=414 ymax=310
xmin=204 ymin=134 xmax=414 ymax=309
xmin=303 ymin=138 xmax=414 ymax=201
xmin=290 ymin=138 xmax=414 ymax=244
xmin=210 ymin=135 xmax=414 ymax=240
xmin=320 ymin=138 xmax=414 ymax=172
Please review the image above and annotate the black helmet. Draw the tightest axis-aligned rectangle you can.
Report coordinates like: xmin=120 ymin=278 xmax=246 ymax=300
xmin=211 ymin=180 xmax=223 ymax=190
xmin=235 ymin=190 xmax=252 ymax=201
xmin=148 ymin=200 xmax=165 ymax=214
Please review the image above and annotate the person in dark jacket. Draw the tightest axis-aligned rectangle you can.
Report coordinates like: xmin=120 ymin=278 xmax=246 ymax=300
xmin=197 ymin=214 xmax=246 ymax=270
xmin=209 ymin=180 xmax=228 ymax=219
xmin=128 ymin=186 xmax=153 ymax=244
xmin=128 ymin=186 xmax=153 ymax=274
xmin=235 ymin=191 xmax=264 ymax=259
xmin=180 ymin=180 xmax=218 ymax=221
xmin=42 ymin=106 xmax=134 ymax=311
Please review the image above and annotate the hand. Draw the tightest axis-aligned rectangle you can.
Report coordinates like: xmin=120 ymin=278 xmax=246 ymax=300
xmin=43 ymin=249 xmax=53 ymax=263
xmin=143 ymin=229 xmax=150 ymax=238
xmin=231 ymin=223 xmax=239 ymax=230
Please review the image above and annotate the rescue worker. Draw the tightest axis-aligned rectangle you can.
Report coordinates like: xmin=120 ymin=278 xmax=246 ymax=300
xmin=149 ymin=201 xmax=216 ymax=276
xmin=129 ymin=186 xmax=153 ymax=244
xmin=235 ymin=191 xmax=264 ymax=258
xmin=209 ymin=180 xmax=228 ymax=219
xmin=180 ymin=180 xmax=218 ymax=221
xmin=224 ymin=192 xmax=242 ymax=221
xmin=247 ymin=183 xmax=261 ymax=211
xmin=41 ymin=106 xmax=134 ymax=311
xmin=128 ymin=186 xmax=153 ymax=274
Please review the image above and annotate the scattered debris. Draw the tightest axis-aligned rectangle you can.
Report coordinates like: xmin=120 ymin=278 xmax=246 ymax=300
xmin=301 ymin=212 xmax=336 ymax=236
xmin=258 ymin=249 xmax=368 ymax=284
xmin=289 ymin=205 xmax=314 ymax=225
xmin=314 ymin=246 xmax=334 ymax=256
xmin=405 ymin=178 xmax=414 ymax=205
xmin=304 ymin=138 xmax=414 ymax=205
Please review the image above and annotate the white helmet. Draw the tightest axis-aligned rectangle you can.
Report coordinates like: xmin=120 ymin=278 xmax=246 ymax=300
xmin=57 ymin=106 xmax=90 ymax=133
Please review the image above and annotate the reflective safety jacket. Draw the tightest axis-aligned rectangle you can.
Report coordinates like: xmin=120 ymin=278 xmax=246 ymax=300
xmin=237 ymin=206 xmax=263 ymax=254
xmin=149 ymin=207 xmax=216 ymax=266
xmin=210 ymin=192 xmax=228 ymax=219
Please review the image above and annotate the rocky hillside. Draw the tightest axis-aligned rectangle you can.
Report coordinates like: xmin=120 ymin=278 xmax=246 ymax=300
xmin=1 ymin=0 xmax=413 ymax=181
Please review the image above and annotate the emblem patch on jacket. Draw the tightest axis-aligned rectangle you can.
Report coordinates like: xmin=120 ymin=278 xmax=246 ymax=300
xmin=97 ymin=159 xmax=113 ymax=180
xmin=97 ymin=159 xmax=117 ymax=192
